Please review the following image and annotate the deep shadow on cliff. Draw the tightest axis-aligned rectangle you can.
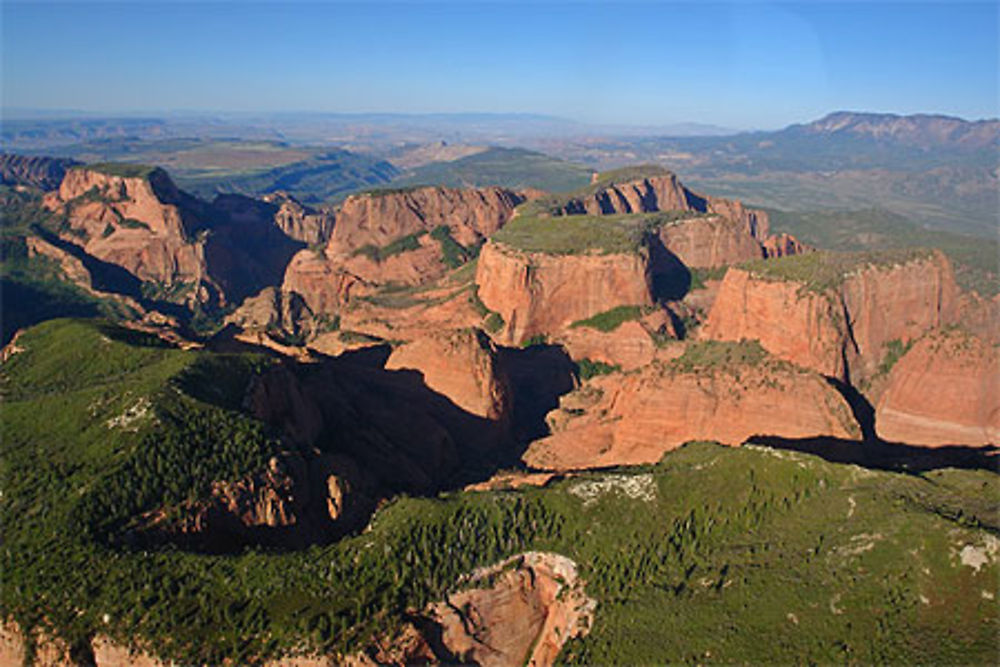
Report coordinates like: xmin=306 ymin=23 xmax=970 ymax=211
xmin=747 ymin=434 xmax=999 ymax=475
xmin=139 ymin=336 xmax=577 ymax=554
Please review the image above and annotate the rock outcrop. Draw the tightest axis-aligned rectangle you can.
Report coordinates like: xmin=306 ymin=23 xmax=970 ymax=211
xmin=329 ymin=186 xmax=523 ymax=255
xmin=535 ymin=169 xmax=808 ymax=267
xmin=226 ymin=287 xmax=317 ymax=342
xmin=385 ymin=328 xmax=511 ymax=421
xmin=42 ymin=166 xmax=211 ymax=300
xmin=875 ymin=330 xmax=1000 ymax=446
xmin=262 ymin=192 xmax=335 ymax=246
xmin=701 ymin=250 xmax=959 ymax=383
xmin=475 ymin=241 xmax=654 ymax=345
xmin=353 ymin=552 xmax=595 ymax=667
xmin=525 ymin=348 xmax=857 ymax=471
xmin=657 ymin=214 xmax=768 ymax=268
xmin=283 ymin=185 xmax=524 ymax=314
xmin=137 ymin=451 xmax=374 ymax=551
xmin=557 ymin=320 xmax=659 ymax=371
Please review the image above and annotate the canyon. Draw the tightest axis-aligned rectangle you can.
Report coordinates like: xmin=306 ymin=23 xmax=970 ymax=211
xmin=2 ymin=157 xmax=996 ymax=667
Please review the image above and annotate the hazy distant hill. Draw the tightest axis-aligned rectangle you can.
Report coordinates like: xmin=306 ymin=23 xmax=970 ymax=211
xmin=176 ymin=150 xmax=399 ymax=203
xmin=788 ymin=111 xmax=1000 ymax=150
xmin=390 ymin=147 xmax=593 ymax=192
xmin=551 ymin=112 xmax=1000 ymax=238
xmin=0 ymin=153 xmax=80 ymax=190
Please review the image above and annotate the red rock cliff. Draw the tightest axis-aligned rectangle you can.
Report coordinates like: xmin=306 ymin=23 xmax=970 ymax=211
xmin=524 ymin=351 xmax=857 ymax=471
xmin=385 ymin=328 xmax=511 ymax=420
xmin=283 ymin=185 xmax=524 ymax=314
xmin=875 ymin=330 xmax=999 ymax=446
xmin=43 ymin=167 xmax=208 ymax=292
xmin=701 ymin=250 xmax=959 ymax=382
xmin=475 ymin=241 xmax=654 ymax=345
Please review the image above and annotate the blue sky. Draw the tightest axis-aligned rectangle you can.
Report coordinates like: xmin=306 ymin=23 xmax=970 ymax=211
xmin=2 ymin=1 xmax=997 ymax=129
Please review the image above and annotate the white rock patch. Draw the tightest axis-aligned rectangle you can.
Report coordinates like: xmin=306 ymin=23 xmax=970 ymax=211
xmin=569 ymin=473 xmax=657 ymax=507
xmin=959 ymin=535 xmax=1000 ymax=573
xmin=105 ymin=397 xmax=152 ymax=431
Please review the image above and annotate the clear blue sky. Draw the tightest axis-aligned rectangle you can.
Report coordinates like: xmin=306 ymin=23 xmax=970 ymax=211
xmin=2 ymin=1 xmax=997 ymax=129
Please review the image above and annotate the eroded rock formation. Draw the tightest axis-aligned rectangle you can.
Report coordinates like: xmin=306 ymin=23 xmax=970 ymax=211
xmin=386 ymin=328 xmax=511 ymax=420
xmin=352 ymin=552 xmax=595 ymax=667
xmin=875 ymin=330 xmax=1000 ymax=446
xmin=525 ymin=354 xmax=857 ymax=471
xmin=475 ymin=241 xmax=654 ymax=345
xmin=283 ymin=186 xmax=525 ymax=313
xmin=701 ymin=250 xmax=959 ymax=382
xmin=42 ymin=167 xmax=211 ymax=300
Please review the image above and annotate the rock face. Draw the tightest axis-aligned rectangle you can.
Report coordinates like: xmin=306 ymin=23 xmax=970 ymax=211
xmin=137 ymin=451 xmax=372 ymax=551
xmin=226 ymin=287 xmax=316 ymax=341
xmin=657 ymin=215 xmax=768 ymax=268
xmin=557 ymin=320 xmax=658 ymax=370
xmin=39 ymin=167 xmax=314 ymax=309
xmin=262 ymin=192 xmax=335 ymax=246
xmin=353 ymin=552 xmax=595 ymax=667
xmin=42 ymin=167 xmax=210 ymax=297
xmin=701 ymin=251 xmax=959 ymax=382
xmin=524 ymin=355 xmax=857 ymax=471
xmin=958 ymin=291 xmax=1000 ymax=344
xmin=475 ymin=242 xmax=654 ymax=345
xmin=549 ymin=170 xmax=763 ymax=231
xmin=761 ymin=232 xmax=810 ymax=259
xmin=876 ymin=330 xmax=1000 ymax=446
xmin=386 ymin=328 xmax=511 ymax=420
xmin=329 ymin=186 xmax=523 ymax=255
xmin=544 ymin=170 xmax=797 ymax=266
xmin=283 ymin=186 xmax=524 ymax=314
xmin=427 ymin=552 xmax=595 ymax=667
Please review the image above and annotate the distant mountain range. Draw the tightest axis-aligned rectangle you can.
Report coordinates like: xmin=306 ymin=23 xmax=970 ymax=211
xmin=789 ymin=111 xmax=1000 ymax=149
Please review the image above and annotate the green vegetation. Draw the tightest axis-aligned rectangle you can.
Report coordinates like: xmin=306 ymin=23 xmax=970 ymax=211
xmin=3 ymin=329 xmax=996 ymax=667
xmin=390 ymin=147 xmax=592 ymax=193
xmin=767 ymin=208 xmax=1000 ymax=296
xmin=352 ymin=232 xmax=425 ymax=263
xmin=140 ymin=280 xmax=195 ymax=303
xmin=356 ymin=185 xmax=426 ymax=198
xmin=175 ymin=150 xmax=399 ymax=204
xmin=588 ymin=164 xmax=672 ymax=191
xmin=576 ymin=358 xmax=621 ymax=380
xmin=670 ymin=339 xmax=768 ymax=372
xmin=430 ymin=225 xmax=477 ymax=269
xmin=877 ymin=338 xmax=915 ymax=377
xmin=467 ymin=287 xmax=505 ymax=333
xmin=120 ymin=217 xmax=152 ymax=231
xmin=483 ymin=312 xmax=504 ymax=334
xmin=689 ymin=265 xmax=729 ymax=290
xmin=570 ymin=305 xmax=643 ymax=333
xmin=339 ymin=330 xmax=384 ymax=344
xmin=493 ymin=211 xmax=694 ymax=256
xmin=73 ymin=163 xmax=159 ymax=179
xmin=521 ymin=334 xmax=549 ymax=348
xmin=740 ymin=248 xmax=936 ymax=293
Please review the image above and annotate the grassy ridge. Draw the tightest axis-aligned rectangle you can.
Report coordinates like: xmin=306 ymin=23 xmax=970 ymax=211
xmin=494 ymin=211 xmax=697 ymax=255
xmin=740 ymin=247 xmax=936 ymax=292
xmin=570 ymin=305 xmax=644 ymax=332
